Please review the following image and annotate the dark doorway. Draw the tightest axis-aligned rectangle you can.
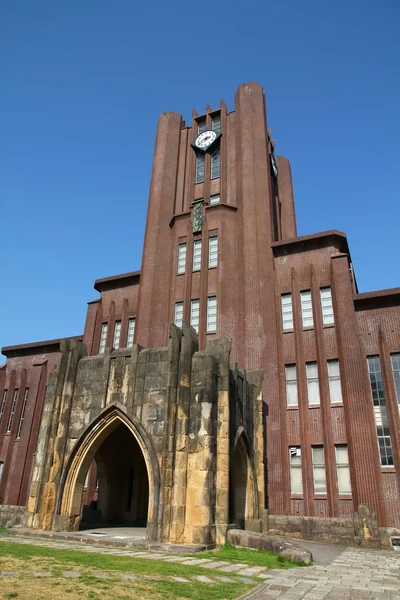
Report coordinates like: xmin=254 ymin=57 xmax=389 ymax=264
xmin=229 ymin=435 xmax=252 ymax=529
xmin=80 ymin=423 xmax=149 ymax=529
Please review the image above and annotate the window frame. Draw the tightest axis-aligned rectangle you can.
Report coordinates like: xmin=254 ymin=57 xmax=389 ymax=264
xmin=285 ymin=364 xmax=298 ymax=407
xmin=177 ymin=243 xmax=187 ymax=275
xmin=190 ymin=299 xmax=200 ymax=333
xmin=195 ymin=153 xmax=205 ymax=184
xmin=320 ymin=287 xmax=334 ymax=325
xmin=300 ymin=290 xmax=314 ymax=328
xmin=0 ymin=389 xmax=7 ymax=423
xmin=211 ymin=148 xmax=220 ymax=179
xmin=209 ymin=194 xmax=220 ymax=205
xmin=99 ymin=323 xmax=108 ymax=354
xmin=312 ymin=446 xmax=327 ymax=495
xmin=6 ymin=389 xmax=19 ymax=433
xmin=174 ymin=301 xmax=184 ymax=328
xmin=306 ymin=361 xmax=320 ymax=406
xmin=281 ymin=293 xmax=293 ymax=331
xmin=289 ymin=447 xmax=303 ymax=495
xmin=113 ymin=320 xmax=122 ymax=349
xmin=327 ymin=359 xmax=343 ymax=404
xmin=193 ymin=240 xmax=202 ymax=272
xmin=16 ymin=388 xmax=29 ymax=439
xmin=208 ymin=236 xmax=218 ymax=269
xmin=127 ymin=318 xmax=136 ymax=348
xmin=335 ymin=444 xmax=352 ymax=495
xmin=207 ymin=296 xmax=217 ymax=333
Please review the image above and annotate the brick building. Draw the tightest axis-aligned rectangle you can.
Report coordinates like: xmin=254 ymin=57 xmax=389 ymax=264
xmin=1 ymin=82 xmax=399 ymax=544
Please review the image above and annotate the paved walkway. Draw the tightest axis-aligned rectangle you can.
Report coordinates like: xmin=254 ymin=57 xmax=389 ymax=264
xmin=1 ymin=534 xmax=399 ymax=598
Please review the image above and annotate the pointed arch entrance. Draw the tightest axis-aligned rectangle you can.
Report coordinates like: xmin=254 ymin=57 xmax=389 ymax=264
xmin=229 ymin=429 xmax=258 ymax=529
xmin=59 ymin=407 xmax=160 ymax=539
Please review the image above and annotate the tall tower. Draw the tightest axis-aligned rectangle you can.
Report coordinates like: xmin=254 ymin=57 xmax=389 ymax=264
xmin=136 ymin=82 xmax=296 ymax=370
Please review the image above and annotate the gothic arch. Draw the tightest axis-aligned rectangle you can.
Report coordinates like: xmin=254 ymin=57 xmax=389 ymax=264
xmin=58 ymin=405 xmax=160 ymax=539
xmin=230 ymin=428 xmax=259 ymax=527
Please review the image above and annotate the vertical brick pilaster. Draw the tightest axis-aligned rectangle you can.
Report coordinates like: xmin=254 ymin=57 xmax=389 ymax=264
xmin=331 ymin=254 xmax=388 ymax=525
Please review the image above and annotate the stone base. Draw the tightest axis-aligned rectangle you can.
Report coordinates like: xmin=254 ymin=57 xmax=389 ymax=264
xmin=0 ymin=505 xmax=25 ymax=528
xmin=227 ymin=528 xmax=313 ymax=564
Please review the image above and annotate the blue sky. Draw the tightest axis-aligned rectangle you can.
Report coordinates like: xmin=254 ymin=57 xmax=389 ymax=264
xmin=1 ymin=1 xmax=399 ymax=351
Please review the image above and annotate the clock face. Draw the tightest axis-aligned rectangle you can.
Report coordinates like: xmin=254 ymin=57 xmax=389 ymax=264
xmin=195 ymin=130 xmax=217 ymax=150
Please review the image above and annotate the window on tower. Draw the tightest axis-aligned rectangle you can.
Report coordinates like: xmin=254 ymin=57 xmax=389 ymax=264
xmin=212 ymin=115 xmax=221 ymax=134
xmin=211 ymin=148 xmax=220 ymax=179
xmin=197 ymin=118 xmax=207 ymax=134
xmin=196 ymin=154 xmax=205 ymax=183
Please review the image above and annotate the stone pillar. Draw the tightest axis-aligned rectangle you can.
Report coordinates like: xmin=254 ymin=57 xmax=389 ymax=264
xmin=169 ymin=323 xmax=198 ymax=542
xmin=183 ymin=349 xmax=218 ymax=545
xmin=26 ymin=339 xmax=86 ymax=530
xmin=207 ymin=340 xmax=232 ymax=544
xmin=247 ymin=369 xmax=265 ymax=524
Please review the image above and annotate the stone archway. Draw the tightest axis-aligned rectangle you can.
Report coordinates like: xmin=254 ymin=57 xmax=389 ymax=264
xmin=229 ymin=430 xmax=257 ymax=529
xmin=58 ymin=407 xmax=160 ymax=540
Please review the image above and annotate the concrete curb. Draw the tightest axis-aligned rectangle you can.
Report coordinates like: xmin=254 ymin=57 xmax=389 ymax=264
xmin=227 ymin=529 xmax=313 ymax=564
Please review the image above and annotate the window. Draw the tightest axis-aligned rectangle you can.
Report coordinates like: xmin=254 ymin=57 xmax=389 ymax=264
xmin=193 ymin=240 xmax=202 ymax=271
xmin=198 ymin=118 xmax=207 ymax=134
xmin=210 ymin=194 xmax=220 ymax=205
xmin=335 ymin=445 xmax=351 ymax=494
xmin=99 ymin=323 xmax=108 ymax=354
xmin=212 ymin=115 xmax=221 ymax=134
xmin=321 ymin=288 xmax=334 ymax=325
xmin=0 ymin=461 xmax=3 ymax=481
xmin=211 ymin=148 xmax=220 ymax=179
xmin=6 ymin=389 xmax=18 ymax=433
xmin=208 ymin=236 xmax=218 ymax=268
xmin=281 ymin=294 xmax=293 ymax=330
xmin=177 ymin=243 xmax=187 ymax=274
xmin=285 ymin=365 xmax=298 ymax=407
xmin=300 ymin=291 xmax=313 ymax=328
xmin=195 ymin=154 xmax=205 ymax=183
xmin=306 ymin=362 xmax=320 ymax=405
xmin=16 ymin=388 xmax=29 ymax=439
xmin=312 ymin=446 xmax=327 ymax=494
xmin=207 ymin=296 xmax=217 ymax=332
xmin=0 ymin=390 xmax=7 ymax=423
xmin=127 ymin=318 xmax=136 ymax=347
xmin=328 ymin=359 xmax=343 ymax=404
xmin=289 ymin=447 xmax=303 ymax=494
xmin=174 ymin=302 xmax=183 ymax=328
xmin=390 ymin=353 xmax=400 ymax=413
xmin=368 ymin=356 xmax=394 ymax=466
xmin=190 ymin=300 xmax=200 ymax=333
xmin=113 ymin=321 xmax=121 ymax=349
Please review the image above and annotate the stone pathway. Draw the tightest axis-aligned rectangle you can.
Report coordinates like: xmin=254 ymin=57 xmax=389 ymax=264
xmin=1 ymin=534 xmax=400 ymax=598
xmin=242 ymin=548 xmax=400 ymax=599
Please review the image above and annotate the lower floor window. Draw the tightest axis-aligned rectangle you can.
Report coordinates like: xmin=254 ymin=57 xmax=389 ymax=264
xmin=335 ymin=445 xmax=351 ymax=494
xmin=289 ymin=447 xmax=303 ymax=494
xmin=312 ymin=446 xmax=327 ymax=494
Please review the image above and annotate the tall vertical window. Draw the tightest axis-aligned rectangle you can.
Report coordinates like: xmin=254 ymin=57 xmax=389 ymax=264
xmin=368 ymin=356 xmax=394 ymax=466
xmin=174 ymin=302 xmax=184 ymax=328
xmin=127 ymin=318 xmax=136 ymax=347
xmin=289 ymin=447 xmax=303 ymax=494
xmin=328 ymin=359 xmax=343 ymax=404
xmin=210 ymin=194 xmax=220 ymax=205
xmin=113 ymin=321 xmax=121 ymax=349
xmin=312 ymin=446 xmax=327 ymax=494
xmin=190 ymin=300 xmax=200 ymax=333
xmin=281 ymin=294 xmax=293 ymax=330
xmin=285 ymin=365 xmax=298 ymax=407
xmin=306 ymin=362 xmax=320 ymax=405
xmin=16 ymin=388 xmax=29 ymax=439
xmin=207 ymin=296 xmax=217 ymax=332
xmin=198 ymin=118 xmax=207 ymax=134
xmin=211 ymin=148 xmax=220 ymax=179
xmin=300 ymin=291 xmax=313 ymax=328
xmin=99 ymin=323 xmax=108 ymax=354
xmin=195 ymin=154 xmax=205 ymax=183
xmin=193 ymin=240 xmax=202 ymax=271
xmin=390 ymin=353 xmax=400 ymax=413
xmin=208 ymin=236 xmax=218 ymax=268
xmin=6 ymin=389 xmax=18 ymax=433
xmin=177 ymin=243 xmax=187 ymax=274
xmin=212 ymin=115 xmax=221 ymax=134
xmin=320 ymin=287 xmax=334 ymax=325
xmin=0 ymin=390 xmax=7 ymax=423
xmin=0 ymin=461 xmax=3 ymax=481
xmin=335 ymin=445 xmax=352 ymax=494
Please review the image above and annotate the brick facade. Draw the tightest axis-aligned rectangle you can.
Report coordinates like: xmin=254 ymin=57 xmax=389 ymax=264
xmin=1 ymin=82 xmax=399 ymax=539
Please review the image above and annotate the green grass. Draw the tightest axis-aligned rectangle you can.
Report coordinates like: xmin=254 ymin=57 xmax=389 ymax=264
xmin=0 ymin=540 xmax=257 ymax=600
xmin=199 ymin=542 xmax=306 ymax=568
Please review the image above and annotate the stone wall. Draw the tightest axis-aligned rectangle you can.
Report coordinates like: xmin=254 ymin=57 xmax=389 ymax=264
xmin=25 ymin=326 xmax=264 ymax=546
xmin=0 ymin=505 xmax=25 ymax=528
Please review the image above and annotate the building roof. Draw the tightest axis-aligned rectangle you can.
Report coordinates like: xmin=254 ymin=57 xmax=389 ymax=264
xmin=94 ymin=270 xmax=141 ymax=292
xmin=354 ymin=287 xmax=400 ymax=309
xmin=2 ymin=335 xmax=83 ymax=358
